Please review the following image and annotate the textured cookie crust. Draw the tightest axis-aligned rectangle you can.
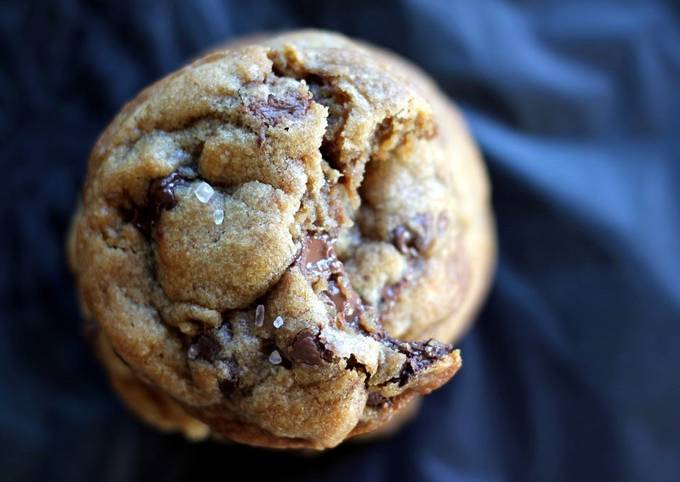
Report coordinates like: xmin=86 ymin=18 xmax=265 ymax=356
xmin=68 ymin=30 xmax=495 ymax=450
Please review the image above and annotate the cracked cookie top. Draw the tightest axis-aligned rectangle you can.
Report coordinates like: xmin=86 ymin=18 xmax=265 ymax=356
xmin=69 ymin=30 xmax=494 ymax=450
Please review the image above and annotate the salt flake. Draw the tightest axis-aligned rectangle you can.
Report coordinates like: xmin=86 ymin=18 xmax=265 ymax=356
xmin=255 ymin=304 xmax=265 ymax=327
xmin=213 ymin=208 xmax=224 ymax=225
xmin=269 ymin=350 xmax=282 ymax=365
xmin=194 ymin=182 xmax=214 ymax=203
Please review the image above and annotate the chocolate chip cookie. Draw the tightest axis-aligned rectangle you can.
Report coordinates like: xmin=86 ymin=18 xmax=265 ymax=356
xmin=68 ymin=30 xmax=495 ymax=449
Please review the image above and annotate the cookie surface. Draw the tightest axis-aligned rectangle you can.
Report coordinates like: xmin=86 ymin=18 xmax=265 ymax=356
xmin=68 ymin=30 xmax=495 ymax=450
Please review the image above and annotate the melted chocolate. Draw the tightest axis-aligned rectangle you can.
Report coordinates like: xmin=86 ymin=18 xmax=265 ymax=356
xmin=377 ymin=336 xmax=453 ymax=387
xmin=122 ymin=169 xmax=195 ymax=238
xmin=188 ymin=334 xmax=222 ymax=362
xmin=325 ymin=278 xmax=345 ymax=313
xmin=249 ymin=93 xmax=310 ymax=125
xmin=288 ymin=330 xmax=334 ymax=366
xmin=187 ymin=324 xmax=245 ymax=396
xmin=326 ymin=274 xmax=364 ymax=327
xmin=299 ymin=235 xmax=340 ymax=279
xmin=298 ymin=234 xmax=365 ymax=327
xmin=381 ymin=280 xmax=408 ymax=310
xmin=345 ymin=354 xmax=369 ymax=382
xmin=382 ymin=212 xmax=440 ymax=311
xmin=295 ymin=233 xmax=451 ymax=387
xmin=218 ymin=378 xmax=238 ymax=395
xmin=391 ymin=212 xmax=434 ymax=256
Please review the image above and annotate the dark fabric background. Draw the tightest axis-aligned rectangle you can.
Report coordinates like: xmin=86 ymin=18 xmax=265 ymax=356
xmin=1 ymin=1 xmax=679 ymax=481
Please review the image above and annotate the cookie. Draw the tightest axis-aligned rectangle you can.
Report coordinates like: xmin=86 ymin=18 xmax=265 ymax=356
xmin=68 ymin=30 xmax=495 ymax=450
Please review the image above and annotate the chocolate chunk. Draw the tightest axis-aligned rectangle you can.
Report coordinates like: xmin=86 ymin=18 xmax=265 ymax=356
xmin=398 ymin=358 xmax=419 ymax=386
xmin=383 ymin=213 xmax=436 ymax=312
xmin=303 ymin=74 xmax=350 ymax=172
xmin=380 ymin=275 xmax=411 ymax=309
xmin=345 ymin=354 xmax=365 ymax=372
xmin=289 ymin=330 xmax=334 ymax=365
xmin=122 ymin=170 xmax=190 ymax=238
xmin=188 ymin=334 xmax=222 ymax=362
xmin=325 ymin=279 xmax=345 ymax=314
xmin=304 ymin=74 xmax=329 ymax=102
xmin=148 ymin=173 xmax=181 ymax=212
xmin=391 ymin=213 xmax=434 ymax=256
xmin=296 ymin=232 xmax=369 ymax=330
xmin=249 ymin=93 xmax=310 ymax=125
xmin=218 ymin=378 xmax=238 ymax=395
xmin=298 ymin=234 xmax=340 ymax=278
xmin=298 ymin=234 xmax=366 ymax=327
xmin=325 ymin=274 xmax=364 ymax=327
xmin=345 ymin=354 xmax=369 ymax=383
xmin=397 ymin=339 xmax=453 ymax=386
xmin=376 ymin=335 xmax=453 ymax=387
xmin=420 ymin=339 xmax=453 ymax=358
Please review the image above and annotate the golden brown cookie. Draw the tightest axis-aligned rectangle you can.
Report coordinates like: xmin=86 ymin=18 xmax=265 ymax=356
xmin=68 ymin=30 xmax=495 ymax=450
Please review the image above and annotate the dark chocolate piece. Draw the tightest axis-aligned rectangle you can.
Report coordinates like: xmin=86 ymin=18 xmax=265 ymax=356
xmin=377 ymin=336 xmax=453 ymax=387
xmin=218 ymin=378 xmax=238 ymax=395
xmin=298 ymin=234 xmax=367 ymax=327
xmin=249 ymin=93 xmax=310 ymax=125
xmin=303 ymin=74 xmax=350 ymax=172
xmin=391 ymin=212 xmax=434 ymax=256
xmin=380 ymin=272 xmax=412 ymax=310
xmin=325 ymin=279 xmax=346 ymax=313
xmin=121 ymin=170 xmax=192 ymax=238
xmin=345 ymin=354 xmax=369 ymax=384
xmin=289 ymin=330 xmax=334 ymax=366
xmin=188 ymin=334 xmax=222 ymax=362
xmin=325 ymin=274 xmax=364 ymax=327
xmin=298 ymin=234 xmax=341 ymax=279
xmin=397 ymin=339 xmax=453 ymax=386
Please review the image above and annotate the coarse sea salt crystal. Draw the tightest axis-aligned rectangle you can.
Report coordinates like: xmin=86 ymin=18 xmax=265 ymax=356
xmin=273 ymin=316 xmax=284 ymax=329
xmin=269 ymin=350 xmax=282 ymax=365
xmin=194 ymin=182 xmax=214 ymax=203
xmin=255 ymin=304 xmax=265 ymax=327
xmin=213 ymin=208 xmax=224 ymax=225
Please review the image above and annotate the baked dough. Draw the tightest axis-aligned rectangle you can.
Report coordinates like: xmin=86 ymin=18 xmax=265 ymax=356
xmin=68 ymin=30 xmax=495 ymax=450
